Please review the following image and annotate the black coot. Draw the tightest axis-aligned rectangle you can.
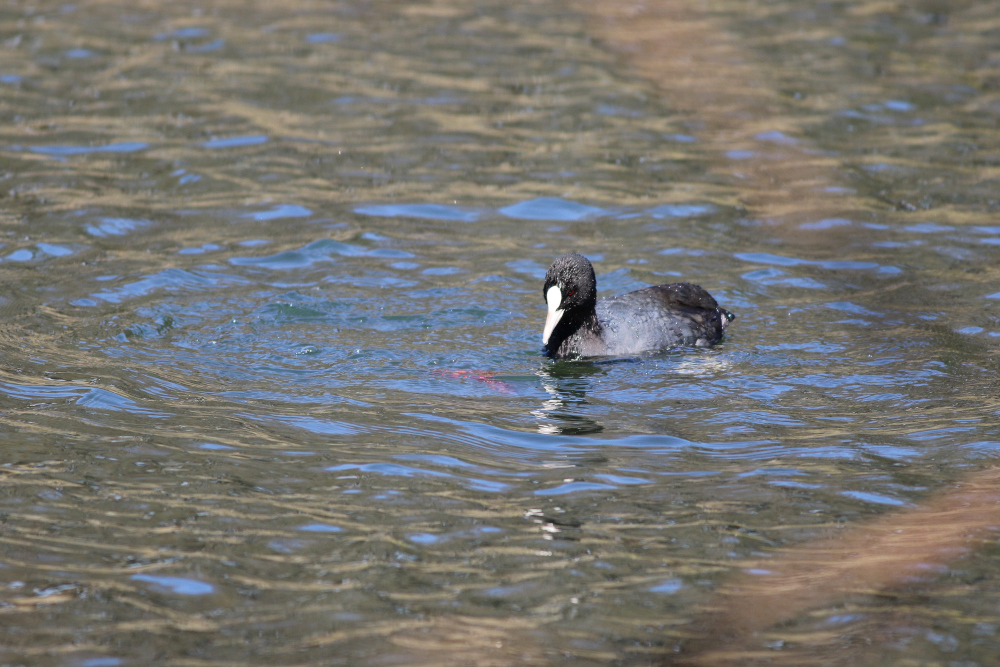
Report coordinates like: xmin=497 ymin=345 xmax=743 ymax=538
xmin=542 ymin=253 xmax=735 ymax=359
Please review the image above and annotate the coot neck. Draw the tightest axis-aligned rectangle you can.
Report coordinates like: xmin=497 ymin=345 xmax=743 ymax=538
xmin=545 ymin=305 xmax=602 ymax=357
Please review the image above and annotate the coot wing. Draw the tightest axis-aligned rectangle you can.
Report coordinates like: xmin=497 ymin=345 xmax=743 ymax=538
xmin=653 ymin=283 xmax=720 ymax=311
xmin=603 ymin=283 xmax=719 ymax=313
xmin=595 ymin=283 xmax=728 ymax=355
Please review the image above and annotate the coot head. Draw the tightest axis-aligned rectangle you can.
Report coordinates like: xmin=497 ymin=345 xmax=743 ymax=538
xmin=542 ymin=253 xmax=598 ymax=346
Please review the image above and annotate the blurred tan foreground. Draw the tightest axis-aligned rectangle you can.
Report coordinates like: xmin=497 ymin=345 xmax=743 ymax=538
xmin=392 ymin=0 xmax=1000 ymax=664
xmin=390 ymin=465 xmax=1000 ymax=665
xmin=575 ymin=0 xmax=872 ymax=232
xmin=676 ymin=467 xmax=1000 ymax=665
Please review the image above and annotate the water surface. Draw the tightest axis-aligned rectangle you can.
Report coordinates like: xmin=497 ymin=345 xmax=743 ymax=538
xmin=1 ymin=1 xmax=1000 ymax=665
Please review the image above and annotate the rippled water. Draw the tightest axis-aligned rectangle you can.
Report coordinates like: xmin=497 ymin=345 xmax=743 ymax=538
xmin=1 ymin=1 xmax=1000 ymax=665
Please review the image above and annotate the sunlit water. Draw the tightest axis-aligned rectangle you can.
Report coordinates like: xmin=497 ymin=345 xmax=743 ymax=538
xmin=1 ymin=1 xmax=999 ymax=665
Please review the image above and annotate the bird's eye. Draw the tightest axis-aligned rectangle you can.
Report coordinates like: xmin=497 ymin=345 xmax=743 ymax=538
xmin=566 ymin=290 xmax=575 ymax=297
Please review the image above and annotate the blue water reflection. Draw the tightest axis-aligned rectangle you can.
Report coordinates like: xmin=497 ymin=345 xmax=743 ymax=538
xmin=92 ymin=269 xmax=246 ymax=303
xmin=230 ymin=239 xmax=413 ymax=270
xmin=299 ymin=523 xmax=343 ymax=533
xmin=306 ymin=33 xmax=341 ymax=43
xmin=499 ymin=197 xmax=607 ymax=221
xmin=646 ymin=203 xmax=713 ymax=218
xmin=241 ymin=204 xmax=312 ymax=221
xmin=355 ymin=203 xmax=479 ymax=222
xmin=130 ymin=574 xmax=214 ymax=596
xmin=202 ymin=135 xmax=268 ymax=149
xmin=86 ymin=217 xmax=149 ymax=237
xmin=29 ymin=142 xmax=148 ymax=155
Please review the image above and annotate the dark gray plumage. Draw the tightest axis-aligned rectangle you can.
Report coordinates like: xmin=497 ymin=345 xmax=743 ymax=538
xmin=541 ymin=253 xmax=735 ymax=359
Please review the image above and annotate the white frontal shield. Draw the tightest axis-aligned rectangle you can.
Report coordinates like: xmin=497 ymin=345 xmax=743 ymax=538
xmin=542 ymin=285 xmax=564 ymax=345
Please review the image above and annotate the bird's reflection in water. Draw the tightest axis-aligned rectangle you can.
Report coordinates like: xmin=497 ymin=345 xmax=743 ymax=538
xmin=532 ymin=350 xmax=731 ymax=435
xmin=532 ymin=360 xmax=610 ymax=435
